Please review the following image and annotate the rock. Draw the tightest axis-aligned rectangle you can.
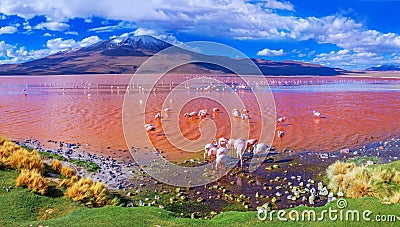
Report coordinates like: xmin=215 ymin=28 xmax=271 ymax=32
xmin=320 ymin=153 xmax=329 ymax=159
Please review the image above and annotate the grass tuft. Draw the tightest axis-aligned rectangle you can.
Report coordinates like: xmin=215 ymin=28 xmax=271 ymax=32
xmin=327 ymin=160 xmax=400 ymax=203
xmin=64 ymin=177 xmax=119 ymax=207
xmin=16 ymin=169 xmax=48 ymax=195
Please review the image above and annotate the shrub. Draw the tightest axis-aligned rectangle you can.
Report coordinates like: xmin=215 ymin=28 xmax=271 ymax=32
xmin=327 ymin=161 xmax=400 ymax=203
xmin=51 ymin=159 xmax=62 ymax=172
xmin=0 ymin=140 xmax=44 ymax=172
xmin=16 ymin=169 xmax=48 ymax=195
xmin=65 ymin=177 xmax=118 ymax=207
xmin=58 ymin=175 xmax=79 ymax=188
xmin=61 ymin=166 xmax=76 ymax=178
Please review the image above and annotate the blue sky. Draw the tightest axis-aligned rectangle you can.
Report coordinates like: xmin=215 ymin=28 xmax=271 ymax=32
xmin=1 ymin=0 xmax=400 ymax=70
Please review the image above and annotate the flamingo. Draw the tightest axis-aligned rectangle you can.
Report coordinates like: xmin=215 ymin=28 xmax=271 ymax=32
xmin=144 ymin=124 xmax=155 ymax=132
xmin=218 ymin=137 xmax=228 ymax=148
xmin=163 ymin=108 xmax=171 ymax=113
xmin=241 ymin=113 xmax=249 ymax=120
xmin=198 ymin=109 xmax=208 ymax=118
xmin=246 ymin=139 xmax=258 ymax=152
xmin=204 ymin=143 xmax=217 ymax=160
xmin=232 ymin=109 xmax=240 ymax=118
xmin=277 ymin=117 xmax=286 ymax=123
xmin=213 ymin=108 xmax=219 ymax=113
xmin=277 ymin=130 xmax=285 ymax=137
xmin=204 ymin=146 xmax=218 ymax=162
xmin=233 ymin=139 xmax=246 ymax=167
xmin=215 ymin=147 xmax=229 ymax=171
xmin=184 ymin=111 xmax=197 ymax=119
xmin=155 ymin=112 xmax=162 ymax=119
xmin=253 ymin=143 xmax=270 ymax=156
xmin=228 ymin=138 xmax=236 ymax=148
xmin=313 ymin=110 xmax=321 ymax=118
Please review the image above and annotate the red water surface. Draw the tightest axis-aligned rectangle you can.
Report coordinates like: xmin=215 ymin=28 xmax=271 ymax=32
xmin=0 ymin=74 xmax=399 ymax=161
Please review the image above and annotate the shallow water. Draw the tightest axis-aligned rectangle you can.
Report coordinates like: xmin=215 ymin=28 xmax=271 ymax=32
xmin=0 ymin=74 xmax=399 ymax=161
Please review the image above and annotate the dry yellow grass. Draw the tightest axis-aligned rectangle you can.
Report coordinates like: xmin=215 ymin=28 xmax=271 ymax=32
xmin=327 ymin=161 xmax=400 ymax=203
xmin=326 ymin=161 xmax=355 ymax=179
xmin=61 ymin=166 xmax=76 ymax=178
xmin=0 ymin=140 xmax=44 ymax=172
xmin=51 ymin=159 xmax=62 ymax=172
xmin=1 ymin=139 xmax=117 ymax=207
xmin=16 ymin=169 xmax=48 ymax=195
xmin=394 ymin=172 xmax=400 ymax=185
xmin=389 ymin=191 xmax=400 ymax=204
xmin=342 ymin=167 xmax=372 ymax=198
xmin=64 ymin=177 xmax=114 ymax=207
xmin=58 ymin=175 xmax=79 ymax=188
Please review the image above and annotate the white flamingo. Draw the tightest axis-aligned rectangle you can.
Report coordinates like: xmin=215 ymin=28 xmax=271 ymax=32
xmin=204 ymin=143 xmax=217 ymax=160
xmin=144 ymin=124 xmax=155 ymax=132
xmin=277 ymin=130 xmax=285 ymax=137
xmin=253 ymin=143 xmax=270 ymax=156
xmin=313 ymin=110 xmax=321 ymax=118
xmin=277 ymin=117 xmax=286 ymax=123
xmin=218 ymin=137 xmax=229 ymax=148
xmin=198 ymin=109 xmax=208 ymax=118
xmin=233 ymin=139 xmax=246 ymax=167
xmin=215 ymin=147 xmax=229 ymax=170
xmin=232 ymin=109 xmax=240 ymax=117
xmin=213 ymin=108 xmax=220 ymax=113
xmin=155 ymin=112 xmax=162 ymax=119
xmin=241 ymin=113 xmax=249 ymax=120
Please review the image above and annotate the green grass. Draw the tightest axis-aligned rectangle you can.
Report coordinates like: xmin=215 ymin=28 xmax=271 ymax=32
xmin=346 ymin=156 xmax=382 ymax=166
xmin=0 ymin=169 xmax=83 ymax=227
xmin=28 ymin=197 xmax=400 ymax=227
xmin=1 ymin=167 xmax=400 ymax=226
xmin=69 ymin=159 xmax=100 ymax=172
xmin=38 ymin=151 xmax=66 ymax=161
xmin=38 ymin=151 xmax=100 ymax=172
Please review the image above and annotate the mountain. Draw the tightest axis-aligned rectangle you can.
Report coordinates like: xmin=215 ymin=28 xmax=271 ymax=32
xmin=366 ymin=65 xmax=400 ymax=71
xmin=0 ymin=35 xmax=344 ymax=76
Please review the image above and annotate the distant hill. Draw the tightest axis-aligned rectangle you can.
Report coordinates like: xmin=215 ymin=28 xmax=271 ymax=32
xmin=366 ymin=65 xmax=400 ymax=71
xmin=0 ymin=35 xmax=344 ymax=76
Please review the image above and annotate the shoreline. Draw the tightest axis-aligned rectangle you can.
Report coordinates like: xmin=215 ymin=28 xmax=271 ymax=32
xmin=14 ymin=136 xmax=400 ymax=212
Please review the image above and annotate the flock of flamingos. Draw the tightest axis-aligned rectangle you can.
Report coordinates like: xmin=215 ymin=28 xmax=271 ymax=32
xmin=144 ymin=106 xmax=322 ymax=171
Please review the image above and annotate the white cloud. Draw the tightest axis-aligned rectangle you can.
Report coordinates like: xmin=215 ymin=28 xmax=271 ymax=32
xmin=65 ymin=31 xmax=79 ymax=35
xmin=88 ymin=21 xmax=136 ymax=33
xmin=312 ymin=49 xmax=386 ymax=69
xmin=23 ymin=21 xmax=32 ymax=30
xmin=133 ymin=27 xmax=156 ymax=36
xmin=257 ymin=48 xmax=286 ymax=56
xmin=35 ymin=22 xmax=70 ymax=31
xmin=0 ymin=25 xmax=17 ymax=34
xmin=0 ymin=36 xmax=101 ymax=64
xmin=80 ymin=36 xmax=101 ymax=46
xmin=264 ymin=0 xmax=294 ymax=11
xmin=46 ymin=36 xmax=101 ymax=53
